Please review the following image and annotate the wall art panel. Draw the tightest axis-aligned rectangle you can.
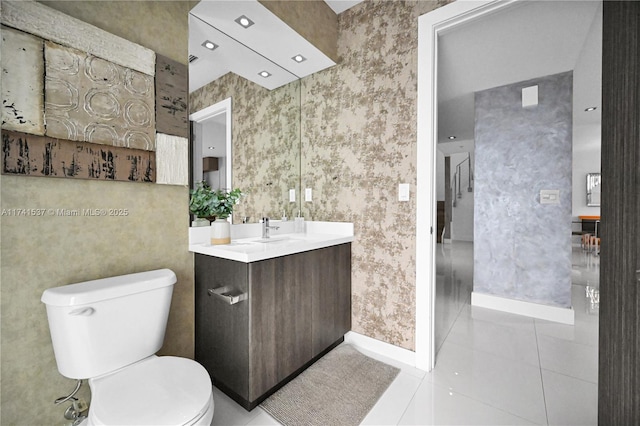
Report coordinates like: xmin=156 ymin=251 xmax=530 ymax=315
xmin=1 ymin=27 xmax=45 ymax=135
xmin=2 ymin=130 xmax=155 ymax=183
xmin=156 ymin=133 xmax=188 ymax=186
xmin=44 ymin=41 xmax=156 ymax=151
xmin=1 ymin=0 xmax=155 ymax=76
xmin=156 ymin=55 xmax=189 ymax=138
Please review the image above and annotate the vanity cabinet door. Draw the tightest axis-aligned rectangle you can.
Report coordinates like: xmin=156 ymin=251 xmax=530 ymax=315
xmin=194 ymin=254 xmax=250 ymax=401
xmin=310 ymin=243 xmax=352 ymax=356
xmin=248 ymin=254 xmax=313 ymax=401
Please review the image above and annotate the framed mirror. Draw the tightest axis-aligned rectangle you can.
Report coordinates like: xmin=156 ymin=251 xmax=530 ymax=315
xmin=586 ymin=172 xmax=601 ymax=207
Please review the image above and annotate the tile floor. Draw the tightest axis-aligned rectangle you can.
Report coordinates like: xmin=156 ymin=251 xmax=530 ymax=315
xmin=210 ymin=242 xmax=599 ymax=425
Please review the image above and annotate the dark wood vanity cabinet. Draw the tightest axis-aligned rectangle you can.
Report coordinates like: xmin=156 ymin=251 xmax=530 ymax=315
xmin=194 ymin=243 xmax=351 ymax=410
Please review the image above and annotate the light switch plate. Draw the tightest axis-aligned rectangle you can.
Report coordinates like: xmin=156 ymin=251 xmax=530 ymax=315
xmin=305 ymin=188 xmax=312 ymax=202
xmin=540 ymin=189 xmax=560 ymax=204
xmin=399 ymin=183 xmax=410 ymax=201
xmin=289 ymin=189 xmax=296 ymax=202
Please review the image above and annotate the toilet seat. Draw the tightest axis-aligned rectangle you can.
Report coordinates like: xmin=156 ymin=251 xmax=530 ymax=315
xmin=88 ymin=356 xmax=213 ymax=426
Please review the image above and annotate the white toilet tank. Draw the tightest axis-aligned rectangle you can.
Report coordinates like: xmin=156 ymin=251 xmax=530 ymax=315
xmin=41 ymin=269 xmax=177 ymax=379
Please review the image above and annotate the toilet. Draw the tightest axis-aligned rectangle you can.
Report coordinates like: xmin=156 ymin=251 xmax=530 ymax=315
xmin=41 ymin=269 xmax=214 ymax=425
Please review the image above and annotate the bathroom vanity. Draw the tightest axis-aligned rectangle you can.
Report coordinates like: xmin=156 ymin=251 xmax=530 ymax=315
xmin=189 ymin=222 xmax=353 ymax=410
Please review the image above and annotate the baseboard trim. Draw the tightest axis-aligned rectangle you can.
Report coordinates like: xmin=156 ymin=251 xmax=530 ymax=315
xmin=344 ymin=331 xmax=416 ymax=366
xmin=471 ymin=292 xmax=575 ymax=325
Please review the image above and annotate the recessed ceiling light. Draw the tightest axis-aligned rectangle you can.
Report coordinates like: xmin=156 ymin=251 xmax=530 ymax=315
xmin=201 ymin=40 xmax=218 ymax=51
xmin=585 ymin=106 xmax=597 ymax=112
xmin=448 ymin=136 xmax=457 ymax=140
xmin=208 ymin=147 xmax=214 ymax=150
xmin=235 ymin=15 xmax=254 ymax=28
xmin=292 ymin=54 xmax=307 ymax=63
xmin=259 ymin=71 xmax=271 ymax=78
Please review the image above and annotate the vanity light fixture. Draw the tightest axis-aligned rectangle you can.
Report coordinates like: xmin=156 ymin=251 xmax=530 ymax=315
xmin=235 ymin=15 xmax=254 ymax=29
xmin=259 ymin=71 xmax=271 ymax=78
xmin=448 ymin=135 xmax=457 ymax=140
xmin=292 ymin=54 xmax=307 ymax=63
xmin=201 ymin=40 xmax=218 ymax=51
xmin=585 ymin=106 xmax=597 ymax=112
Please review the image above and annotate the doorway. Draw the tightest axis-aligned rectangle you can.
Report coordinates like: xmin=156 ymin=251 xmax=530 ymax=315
xmin=417 ymin=0 xmax=602 ymax=371
xmin=190 ymin=97 xmax=233 ymax=191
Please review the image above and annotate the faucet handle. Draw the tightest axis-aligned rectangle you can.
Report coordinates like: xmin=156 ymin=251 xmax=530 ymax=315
xmin=262 ymin=217 xmax=269 ymax=224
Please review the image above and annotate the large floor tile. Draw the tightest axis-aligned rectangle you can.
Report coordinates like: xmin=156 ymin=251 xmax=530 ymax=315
xmin=246 ymin=410 xmax=281 ymax=426
xmin=457 ymin=304 xmax=537 ymax=334
xmin=352 ymin=344 xmax=427 ymax=380
xmin=537 ymin=334 xmax=598 ymax=384
xmin=570 ymin=285 xmax=600 ymax=323
xmin=398 ymin=380 xmax=536 ymax=425
xmin=361 ymin=372 xmax=423 ymax=425
xmin=446 ymin=314 xmax=540 ymax=367
xmin=429 ymin=341 xmax=547 ymax=424
xmin=542 ymin=369 xmax=597 ymax=426
xmin=211 ymin=387 xmax=261 ymax=426
xmin=534 ymin=316 xmax=599 ymax=347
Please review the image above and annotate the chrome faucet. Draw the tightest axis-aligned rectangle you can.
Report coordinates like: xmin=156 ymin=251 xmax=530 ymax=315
xmin=262 ymin=217 xmax=279 ymax=239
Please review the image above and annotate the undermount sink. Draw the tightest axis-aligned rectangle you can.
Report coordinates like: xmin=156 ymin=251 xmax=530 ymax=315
xmin=251 ymin=236 xmax=295 ymax=244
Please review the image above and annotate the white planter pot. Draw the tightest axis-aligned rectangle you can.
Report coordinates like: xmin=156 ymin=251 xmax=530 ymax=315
xmin=192 ymin=217 xmax=210 ymax=227
xmin=210 ymin=218 xmax=231 ymax=245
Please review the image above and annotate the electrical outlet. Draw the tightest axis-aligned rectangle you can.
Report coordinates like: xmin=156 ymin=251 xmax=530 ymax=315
xmin=305 ymin=188 xmax=312 ymax=202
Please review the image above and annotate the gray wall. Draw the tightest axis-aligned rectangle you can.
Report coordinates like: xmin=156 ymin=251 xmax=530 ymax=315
xmin=473 ymin=71 xmax=573 ymax=308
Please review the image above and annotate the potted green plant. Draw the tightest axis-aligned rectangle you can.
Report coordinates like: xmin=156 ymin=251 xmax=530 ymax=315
xmin=208 ymin=187 xmax=243 ymax=220
xmin=189 ymin=181 xmax=243 ymax=244
xmin=189 ymin=181 xmax=214 ymax=227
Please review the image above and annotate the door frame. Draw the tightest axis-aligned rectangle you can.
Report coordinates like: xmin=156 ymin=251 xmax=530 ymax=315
xmin=416 ymin=0 xmax=519 ymax=371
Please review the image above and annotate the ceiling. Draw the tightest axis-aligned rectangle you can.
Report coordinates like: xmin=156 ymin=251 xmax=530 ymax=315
xmin=188 ymin=0 xmax=363 ymax=92
xmin=437 ymin=0 xmax=602 ymax=148
xmin=324 ymin=0 xmax=364 ymax=14
xmin=189 ymin=1 xmax=601 ymax=152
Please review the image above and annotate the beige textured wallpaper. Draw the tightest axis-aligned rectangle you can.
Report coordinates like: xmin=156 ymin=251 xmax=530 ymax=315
xmin=300 ymin=0 xmax=449 ymax=350
xmin=1 ymin=2 xmax=192 ymax=424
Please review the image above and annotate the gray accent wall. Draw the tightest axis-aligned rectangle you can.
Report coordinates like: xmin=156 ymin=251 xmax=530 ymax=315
xmin=473 ymin=71 xmax=573 ymax=308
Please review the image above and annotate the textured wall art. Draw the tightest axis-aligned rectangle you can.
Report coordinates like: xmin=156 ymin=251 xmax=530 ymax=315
xmin=44 ymin=41 xmax=156 ymax=150
xmin=1 ymin=0 xmax=156 ymax=76
xmin=156 ymin=54 xmax=189 ymax=138
xmin=2 ymin=130 xmax=155 ymax=182
xmin=1 ymin=27 xmax=45 ymax=135
xmin=156 ymin=133 xmax=188 ymax=185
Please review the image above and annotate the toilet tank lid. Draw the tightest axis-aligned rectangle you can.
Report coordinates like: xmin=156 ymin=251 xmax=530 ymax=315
xmin=41 ymin=269 xmax=177 ymax=307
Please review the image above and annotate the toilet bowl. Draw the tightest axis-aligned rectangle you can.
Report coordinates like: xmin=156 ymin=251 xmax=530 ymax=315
xmin=86 ymin=356 xmax=214 ymax=426
xmin=41 ymin=269 xmax=214 ymax=425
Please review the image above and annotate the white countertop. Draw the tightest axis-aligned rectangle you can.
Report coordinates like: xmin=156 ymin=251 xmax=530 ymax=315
xmin=188 ymin=221 xmax=354 ymax=263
